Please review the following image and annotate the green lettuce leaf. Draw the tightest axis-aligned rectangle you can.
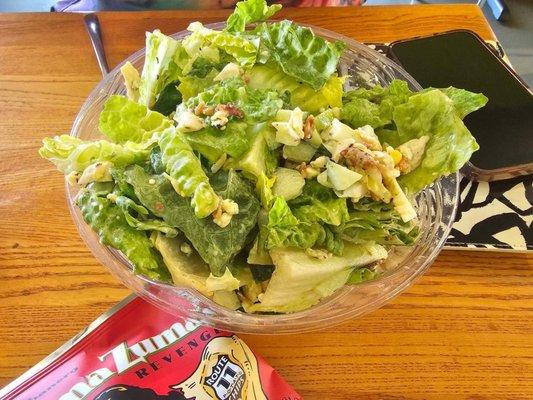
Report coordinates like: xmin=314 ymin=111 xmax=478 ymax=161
xmin=256 ymin=172 xmax=276 ymax=209
xmin=246 ymin=64 xmax=343 ymax=113
xmin=186 ymin=77 xmax=283 ymax=122
xmin=247 ymin=210 xmax=273 ymax=265
xmin=226 ymin=124 xmax=278 ymax=179
xmin=158 ymin=126 xmax=219 ymax=218
xmin=347 ymin=267 xmax=378 ymax=284
xmin=340 ymin=98 xmax=389 ymax=129
xmin=76 ymin=189 xmax=170 ymax=281
xmin=111 ymin=167 xmax=139 ymax=200
xmin=341 ymin=79 xmax=413 ymax=129
xmin=114 ymin=195 xmax=179 ymax=237
xmin=266 ymin=197 xmax=322 ymax=250
xmin=138 ymin=30 xmax=181 ymax=108
xmin=435 ymin=87 xmax=488 ymax=119
xmin=99 ymin=95 xmax=173 ymax=144
xmin=149 ymin=147 xmax=165 ymax=174
xmin=265 ymin=196 xmax=343 ymax=254
xmin=254 ymin=20 xmax=345 ymax=90
xmin=393 ymin=90 xmax=480 ymax=193
xmin=39 ymin=135 xmax=149 ymax=174
xmin=177 ymin=69 xmax=218 ymax=101
xmin=124 ymin=166 xmax=260 ymax=275
xmin=246 ymin=243 xmax=387 ymax=313
xmin=265 ymin=182 xmax=347 ymax=255
xmin=290 ymin=181 xmax=349 ymax=227
xmin=342 ymin=200 xmax=419 ymax=245
xmin=343 ymin=79 xmax=412 ymax=105
xmin=185 ymin=122 xmax=253 ymax=162
xmin=152 ymin=81 xmax=182 ymax=116
xmin=184 ymin=22 xmax=258 ymax=69
xmin=226 ymin=0 xmax=281 ymax=33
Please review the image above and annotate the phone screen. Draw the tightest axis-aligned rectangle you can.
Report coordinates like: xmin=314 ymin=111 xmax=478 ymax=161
xmin=389 ymin=30 xmax=533 ymax=172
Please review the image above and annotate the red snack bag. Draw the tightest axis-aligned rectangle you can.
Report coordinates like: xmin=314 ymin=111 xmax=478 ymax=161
xmin=0 ymin=296 xmax=301 ymax=400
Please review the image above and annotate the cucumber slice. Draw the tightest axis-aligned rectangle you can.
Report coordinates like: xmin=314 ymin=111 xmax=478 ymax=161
xmin=272 ymin=167 xmax=305 ymax=200
xmin=282 ymin=142 xmax=317 ymax=162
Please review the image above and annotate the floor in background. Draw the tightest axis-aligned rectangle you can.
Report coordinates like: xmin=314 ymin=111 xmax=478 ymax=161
xmin=0 ymin=0 xmax=531 ymax=86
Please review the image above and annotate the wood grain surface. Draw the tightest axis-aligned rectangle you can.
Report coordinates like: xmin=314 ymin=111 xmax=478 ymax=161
xmin=0 ymin=5 xmax=531 ymax=399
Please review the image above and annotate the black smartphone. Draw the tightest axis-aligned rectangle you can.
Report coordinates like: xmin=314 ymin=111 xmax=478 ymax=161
xmin=389 ymin=30 xmax=533 ymax=181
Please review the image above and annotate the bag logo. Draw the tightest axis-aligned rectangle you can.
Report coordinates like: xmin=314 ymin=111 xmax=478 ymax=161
xmin=203 ymin=354 xmax=245 ymax=400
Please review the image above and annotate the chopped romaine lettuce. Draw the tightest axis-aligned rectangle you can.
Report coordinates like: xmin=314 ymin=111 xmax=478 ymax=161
xmin=185 ymin=22 xmax=258 ymax=69
xmin=77 ymin=189 xmax=170 ymax=281
xmin=246 ymin=64 xmax=344 ymax=113
xmin=120 ymin=62 xmax=141 ymax=102
xmin=99 ymin=95 xmax=173 ymax=144
xmin=158 ymin=126 xmax=219 ymax=218
xmin=227 ymin=124 xmax=277 ymax=179
xmin=186 ymin=77 xmax=283 ymax=122
xmin=113 ymin=195 xmax=179 ymax=237
xmin=342 ymin=201 xmax=419 ymax=245
xmin=254 ymin=20 xmax=345 ymax=90
xmin=393 ymin=90 xmax=481 ymax=193
xmin=185 ymin=122 xmax=253 ymax=162
xmin=246 ymin=243 xmax=387 ymax=313
xmin=138 ymin=30 xmax=181 ymax=108
xmin=177 ymin=69 xmax=217 ymax=101
xmin=434 ymin=87 xmax=488 ymax=119
xmin=225 ymin=0 xmax=281 ymax=33
xmin=290 ymin=180 xmax=349 ymax=227
xmin=152 ymin=81 xmax=182 ymax=116
xmin=124 ymin=166 xmax=259 ymax=276
xmin=39 ymin=135 xmax=149 ymax=174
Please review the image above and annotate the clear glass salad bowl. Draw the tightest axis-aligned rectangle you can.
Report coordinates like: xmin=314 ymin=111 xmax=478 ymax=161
xmin=67 ymin=23 xmax=459 ymax=334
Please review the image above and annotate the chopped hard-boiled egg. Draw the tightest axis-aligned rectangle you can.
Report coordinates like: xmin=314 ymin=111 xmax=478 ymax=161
xmin=397 ymin=136 xmax=430 ymax=174
xmin=271 ymin=107 xmax=305 ymax=146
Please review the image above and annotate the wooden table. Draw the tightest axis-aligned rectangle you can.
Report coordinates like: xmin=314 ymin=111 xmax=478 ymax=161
xmin=0 ymin=5 xmax=531 ymax=399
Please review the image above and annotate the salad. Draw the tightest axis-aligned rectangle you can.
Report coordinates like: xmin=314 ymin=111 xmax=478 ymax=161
xmin=39 ymin=0 xmax=487 ymax=313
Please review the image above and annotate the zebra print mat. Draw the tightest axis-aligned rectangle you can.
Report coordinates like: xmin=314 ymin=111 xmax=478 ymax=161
xmin=448 ymin=175 xmax=532 ymax=251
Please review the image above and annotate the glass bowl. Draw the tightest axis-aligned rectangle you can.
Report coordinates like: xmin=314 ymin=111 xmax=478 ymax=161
xmin=67 ymin=23 xmax=459 ymax=334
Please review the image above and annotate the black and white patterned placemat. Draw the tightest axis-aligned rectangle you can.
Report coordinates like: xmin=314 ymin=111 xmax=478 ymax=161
xmin=364 ymin=40 xmax=532 ymax=252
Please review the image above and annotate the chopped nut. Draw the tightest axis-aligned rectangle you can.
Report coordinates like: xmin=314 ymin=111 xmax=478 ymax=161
xmin=296 ymin=162 xmax=307 ymax=177
xmin=194 ymin=101 xmax=206 ymax=116
xmin=397 ymin=158 xmax=410 ymax=174
xmin=212 ymin=198 xmax=238 ymax=228
xmin=216 ymin=103 xmax=244 ymax=119
xmin=210 ymin=109 xmax=229 ymax=128
xmin=154 ymin=201 xmax=165 ymax=213
xmin=213 ymin=212 xmax=232 ymax=228
xmin=221 ymin=198 xmax=239 ymax=215
xmin=202 ymin=106 xmax=214 ymax=116
xmin=303 ymin=115 xmax=315 ymax=140
xmin=341 ymin=144 xmax=378 ymax=170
